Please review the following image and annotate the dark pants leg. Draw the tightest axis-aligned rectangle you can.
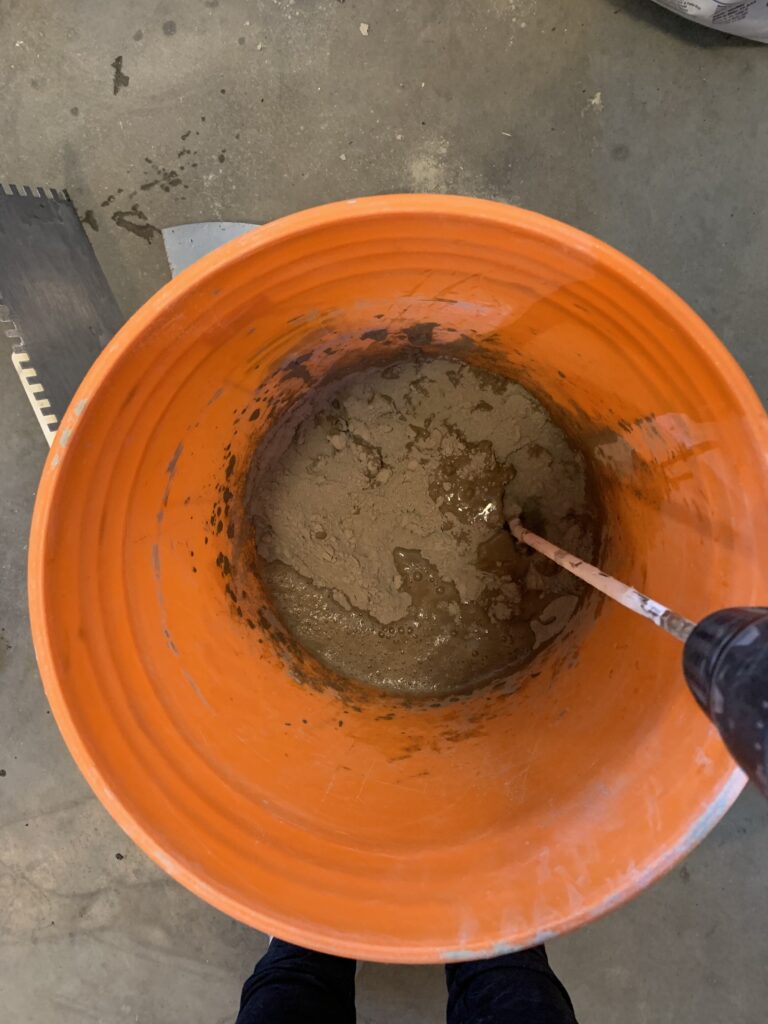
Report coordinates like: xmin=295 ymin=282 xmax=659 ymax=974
xmin=235 ymin=939 xmax=356 ymax=1024
xmin=446 ymin=945 xmax=577 ymax=1024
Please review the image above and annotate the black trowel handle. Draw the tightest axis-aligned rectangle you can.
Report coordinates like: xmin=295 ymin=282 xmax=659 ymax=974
xmin=683 ymin=607 xmax=768 ymax=799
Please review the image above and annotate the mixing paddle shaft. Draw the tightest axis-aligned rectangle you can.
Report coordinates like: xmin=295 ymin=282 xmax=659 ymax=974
xmin=509 ymin=519 xmax=768 ymax=799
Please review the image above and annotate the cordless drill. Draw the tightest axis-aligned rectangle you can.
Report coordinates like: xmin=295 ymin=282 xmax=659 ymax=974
xmin=684 ymin=608 xmax=768 ymax=798
xmin=508 ymin=520 xmax=768 ymax=799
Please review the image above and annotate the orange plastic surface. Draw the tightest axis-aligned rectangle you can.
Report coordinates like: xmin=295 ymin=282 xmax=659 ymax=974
xmin=28 ymin=196 xmax=768 ymax=962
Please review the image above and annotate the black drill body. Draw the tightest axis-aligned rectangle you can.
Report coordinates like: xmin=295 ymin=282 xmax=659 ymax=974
xmin=684 ymin=607 xmax=768 ymax=798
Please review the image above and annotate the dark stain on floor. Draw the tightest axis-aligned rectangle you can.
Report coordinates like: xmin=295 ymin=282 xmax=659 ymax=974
xmin=111 ymin=203 xmax=160 ymax=244
xmin=163 ymin=20 xmax=177 ymax=36
xmin=80 ymin=209 xmax=99 ymax=232
xmin=140 ymin=161 xmax=183 ymax=192
xmin=111 ymin=56 xmax=130 ymax=95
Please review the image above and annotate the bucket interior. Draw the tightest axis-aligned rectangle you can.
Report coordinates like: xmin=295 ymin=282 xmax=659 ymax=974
xmin=34 ymin=198 xmax=766 ymax=960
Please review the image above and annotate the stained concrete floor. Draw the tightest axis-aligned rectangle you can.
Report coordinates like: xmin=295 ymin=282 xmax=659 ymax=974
xmin=2 ymin=0 xmax=768 ymax=1020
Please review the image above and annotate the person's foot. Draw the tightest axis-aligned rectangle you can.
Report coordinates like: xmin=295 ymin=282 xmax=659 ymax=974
xmin=445 ymin=945 xmax=578 ymax=1024
xmin=236 ymin=939 xmax=357 ymax=1024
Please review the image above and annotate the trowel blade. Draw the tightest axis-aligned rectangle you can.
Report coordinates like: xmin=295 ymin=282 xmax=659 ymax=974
xmin=161 ymin=221 xmax=259 ymax=278
xmin=0 ymin=183 xmax=124 ymax=445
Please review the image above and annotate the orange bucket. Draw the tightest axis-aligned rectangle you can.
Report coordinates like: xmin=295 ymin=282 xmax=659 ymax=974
xmin=29 ymin=196 xmax=768 ymax=962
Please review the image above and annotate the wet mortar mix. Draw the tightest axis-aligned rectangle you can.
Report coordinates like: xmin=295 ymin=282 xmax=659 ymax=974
xmin=245 ymin=356 xmax=601 ymax=699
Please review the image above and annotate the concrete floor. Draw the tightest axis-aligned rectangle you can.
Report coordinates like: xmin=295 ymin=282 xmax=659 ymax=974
xmin=2 ymin=0 xmax=768 ymax=1020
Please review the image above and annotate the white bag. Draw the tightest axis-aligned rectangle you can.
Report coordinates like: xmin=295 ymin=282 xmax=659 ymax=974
xmin=651 ymin=0 xmax=768 ymax=41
